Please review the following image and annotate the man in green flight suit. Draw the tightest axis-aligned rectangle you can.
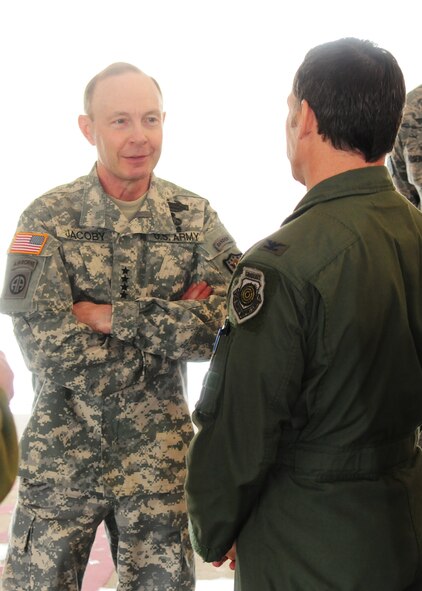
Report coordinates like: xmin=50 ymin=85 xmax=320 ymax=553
xmin=185 ymin=38 xmax=422 ymax=590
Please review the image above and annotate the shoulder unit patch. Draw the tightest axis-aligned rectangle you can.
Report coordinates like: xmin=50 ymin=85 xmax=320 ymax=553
xmin=8 ymin=232 xmax=48 ymax=255
xmin=223 ymin=252 xmax=242 ymax=273
xmin=230 ymin=266 xmax=265 ymax=324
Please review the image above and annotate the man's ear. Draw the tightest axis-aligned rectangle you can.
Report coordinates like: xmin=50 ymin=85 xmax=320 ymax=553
xmin=298 ymin=99 xmax=317 ymax=139
xmin=78 ymin=115 xmax=96 ymax=146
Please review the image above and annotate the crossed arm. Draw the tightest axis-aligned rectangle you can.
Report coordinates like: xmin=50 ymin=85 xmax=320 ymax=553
xmin=72 ymin=281 xmax=214 ymax=334
xmin=212 ymin=543 xmax=237 ymax=571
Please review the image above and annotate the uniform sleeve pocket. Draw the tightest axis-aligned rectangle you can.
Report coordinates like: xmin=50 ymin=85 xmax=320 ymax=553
xmin=194 ymin=326 xmax=233 ymax=419
xmin=6 ymin=506 xmax=34 ymax=554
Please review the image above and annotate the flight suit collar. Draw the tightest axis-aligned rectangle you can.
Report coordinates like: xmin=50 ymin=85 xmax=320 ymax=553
xmin=79 ymin=165 xmax=176 ymax=233
xmin=284 ymin=166 xmax=394 ymax=225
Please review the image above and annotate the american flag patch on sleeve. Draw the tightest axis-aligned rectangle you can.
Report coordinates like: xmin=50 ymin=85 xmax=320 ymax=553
xmin=8 ymin=232 xmax=48 ymax=255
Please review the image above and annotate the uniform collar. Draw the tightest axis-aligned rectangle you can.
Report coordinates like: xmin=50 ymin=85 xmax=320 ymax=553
xmin=283 ymin=166 xmax=394 ymax=226
xmin=79 ymin=165 xmax=176 ymax=233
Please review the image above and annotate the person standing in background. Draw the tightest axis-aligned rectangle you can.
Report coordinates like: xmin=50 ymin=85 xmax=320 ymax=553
xmin=186 ymin=38 xmax=422 ymax=590
xmin=388 ymin=84 xmax=422 ymax=208
xmin=0 ymin=62 xmax=240 ymax=590
xmin=0 ymin=351 xmax=18 ymax=502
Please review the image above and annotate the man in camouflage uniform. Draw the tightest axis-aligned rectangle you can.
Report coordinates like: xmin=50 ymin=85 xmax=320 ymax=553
xmin=388 ymin=84 xmax=422 ymax=208
xmin=0 ymin=62 xmax=240 ymax=590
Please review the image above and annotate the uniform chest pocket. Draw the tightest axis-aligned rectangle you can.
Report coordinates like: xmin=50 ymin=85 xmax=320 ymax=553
xmin=63 ymin=241 xmax=113 ymax=299
xmin=146 ymin=242 xmax=197 ymax=298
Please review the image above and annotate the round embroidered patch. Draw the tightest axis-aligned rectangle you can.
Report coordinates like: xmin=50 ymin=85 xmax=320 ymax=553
xmin=231 ymin=266 xmax=265 ymax=324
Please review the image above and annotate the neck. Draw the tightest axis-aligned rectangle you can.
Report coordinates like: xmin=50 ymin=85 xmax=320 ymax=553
xmin=96 ymin=163 xmax=151 ymax=201
xmin=304 ymin=147 xmax=385 ymax=191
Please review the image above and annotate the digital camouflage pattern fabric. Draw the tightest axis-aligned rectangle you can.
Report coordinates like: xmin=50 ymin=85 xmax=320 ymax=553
xmin=0 ymin=166 xmax=240 ymax=590
xmin=388 ymin=84 xmax=422 ymax=209
xmin=5 ymin=482 xmax=193 ymax=590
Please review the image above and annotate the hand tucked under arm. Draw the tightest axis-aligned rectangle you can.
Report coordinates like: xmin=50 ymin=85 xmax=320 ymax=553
xmin=212 ymin=543 xmax=236 ymax=571
xmin=72 ymin=281 xmax=211 ymax=335
xmin=72 ymin=302 xmax=112 ymax=334
xmin=181 ymin=280 xmax=213 ymax=300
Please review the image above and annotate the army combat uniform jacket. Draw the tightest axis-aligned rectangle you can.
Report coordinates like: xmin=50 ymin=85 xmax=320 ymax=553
xmin=186 ymin=167 xmax=422 ymax=591
xmin=0 ymin=166 xmax=239 ymax=498
xmin=388 ymin=84 xmax=422 ymax=209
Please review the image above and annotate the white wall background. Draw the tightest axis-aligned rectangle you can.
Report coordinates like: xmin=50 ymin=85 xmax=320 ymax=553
xmin=1 ymin=0 xmax=421 ymax=414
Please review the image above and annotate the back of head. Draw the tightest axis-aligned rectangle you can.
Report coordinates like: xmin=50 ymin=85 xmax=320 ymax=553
xmin=293 ymin=38 xmax=406 ymax=162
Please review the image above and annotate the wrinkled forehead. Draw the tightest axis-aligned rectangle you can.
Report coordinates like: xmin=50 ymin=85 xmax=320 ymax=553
xmin=91 ymin=72 xmax=163 ymax=116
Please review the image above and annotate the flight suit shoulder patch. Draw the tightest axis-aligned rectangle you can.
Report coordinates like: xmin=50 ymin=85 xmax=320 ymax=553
xmin=230 ymin=266 xmax=265 ymax=324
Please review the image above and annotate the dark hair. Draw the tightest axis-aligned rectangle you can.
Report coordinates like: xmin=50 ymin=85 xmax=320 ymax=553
xmin=83 ymin=62 xmax=162 ymax=117
xmin=293 ymin=38 xmax=405 ymax=162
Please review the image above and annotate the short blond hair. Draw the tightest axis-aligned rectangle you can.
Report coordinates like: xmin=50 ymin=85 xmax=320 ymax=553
xmin=83 ymin=62 xmax=162 ymax=117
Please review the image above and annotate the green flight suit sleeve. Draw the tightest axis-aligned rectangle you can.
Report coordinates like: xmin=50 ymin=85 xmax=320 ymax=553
xmin=0 ymin=388 xmax=19 ymax=502
xmin=185 ymin=263 xmax=306 ymax=561
xmin=111 ymin=207 xmax=240 ymax=361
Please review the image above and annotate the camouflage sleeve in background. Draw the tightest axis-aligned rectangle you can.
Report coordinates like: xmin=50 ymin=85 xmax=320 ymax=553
xmin=387 ymin=84 xmax=422 ymax=208
xmin=0 ymin=387 xmax=19 ymax=502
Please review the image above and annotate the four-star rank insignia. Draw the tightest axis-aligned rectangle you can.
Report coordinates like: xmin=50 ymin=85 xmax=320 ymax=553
xmin=168 ymin=201 xmax=189 ymax=232
xmin=231 ymin=266 xmax=265 ymax=324
xmin=120 ymin=267 xmax=129 ymax=299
